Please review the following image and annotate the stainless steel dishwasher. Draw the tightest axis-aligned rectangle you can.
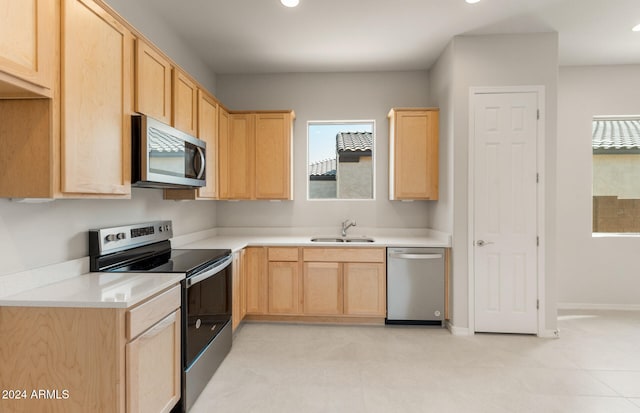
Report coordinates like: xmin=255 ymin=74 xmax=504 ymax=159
xmin=386 ymin=247 xmax=445 ymax=325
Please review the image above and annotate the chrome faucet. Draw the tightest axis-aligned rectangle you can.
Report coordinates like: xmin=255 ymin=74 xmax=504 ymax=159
xmin=341 ymin=219 xmax=356 ymax=237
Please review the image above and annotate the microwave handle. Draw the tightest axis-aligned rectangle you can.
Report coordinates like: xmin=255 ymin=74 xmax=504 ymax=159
xmin=195 ymin=146 xmax=206 ymax=180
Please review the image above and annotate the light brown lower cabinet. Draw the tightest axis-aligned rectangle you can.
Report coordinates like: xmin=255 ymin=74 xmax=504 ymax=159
xmin=302 ymin=262 xmax=343 ymax=315
xmin=0 ymin=284 xmax=181 ymax=413
xmin=268 ymin=261 xmax=300 ymax=314
xmin=232 ymin=249 xmax=247 ymax=332
xmin=244 ymin=246 xmax=268 ymax=315
xmin=239 ymin=246 xmax=386 ymax=324
xmin=343 ymin=262 xmax=386 ymax=316
xmin=126 ymin=309 xmax=181 ymax=413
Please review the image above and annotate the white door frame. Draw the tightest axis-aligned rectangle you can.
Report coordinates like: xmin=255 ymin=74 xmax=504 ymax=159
xmin=467 ymin=85 xmax=547 ymax=336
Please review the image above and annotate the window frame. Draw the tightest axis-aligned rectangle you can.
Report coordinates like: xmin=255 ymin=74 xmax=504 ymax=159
xmin=306 ymin=119 xmax=377 ymax=201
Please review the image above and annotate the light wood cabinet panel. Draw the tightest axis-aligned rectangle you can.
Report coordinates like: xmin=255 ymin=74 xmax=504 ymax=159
xmin=268 ymin=261 xmax=300 ymax=314
xmin=0 ymin=284 xmax=181 ymax=413
xmin=343 ymin=263 xmax=386 ymax=316
xmin=255 ymin=112 xmax=292 ymax=199
xmin=126 ymin=309 xmax=181 ymax=413
xmin=388 ymin=108 xmax=439 ymax=200
xmin=0 ymin=306 xmax=126 ymax=413
xmin=218 ymin=111 xmax=294 ymax=200
xmin=303 ymin=262 xmax=343 ymax=315
xmin=0 ymin=99 xmax=54 ymax=197
xmin=217 ymin=106 xmax=231 ymax=198
xmin=302 ymin=248 xmax=385 ymax=263
xmin=61 ymin=0 xmax=131 ymax=196
xmin=0 ymin=0 xmax=133 ymax=198
xmin=135 ymin=39 xmax=172 ymax=124
xmin=197 ymin=90 xmax=218 ymax=199
xmin=268 ymin=247 xmax=299 ymax=262
xmin=221 ymin=113 xmax=255 ymax=199
xmin=172 ymin=69 xmax=198 ymax=136
xmin=240 ymin=248 xmax=247 ymax=321
xmin=232 ymin=250 xmax=247 ymax=332
xmin=127 ymin=285 xmax=181 ymax=339
xmin=0 ymin=0 xmax=54 ymax=97
xmin=245 ymin=246 xmax=268 ymax=315
xmin=164 ymin=89 xmax=218 ymax=200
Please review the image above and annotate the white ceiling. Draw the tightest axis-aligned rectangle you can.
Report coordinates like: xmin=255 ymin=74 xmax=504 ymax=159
xmin=144 ymin=0 xmax=640 ymax=74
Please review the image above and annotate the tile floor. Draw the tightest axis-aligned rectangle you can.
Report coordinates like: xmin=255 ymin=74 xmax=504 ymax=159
xmin=191 ymin=310 xmax=640 ymax=412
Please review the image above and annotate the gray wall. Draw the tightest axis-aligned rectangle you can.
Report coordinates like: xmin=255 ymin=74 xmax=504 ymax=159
xmin=103 ymin=0 xmax=216 ymax=92
xmin=215 ymin=71 xmax=432 ymax=230
xmin=0 ymin=189 xmax=216 ymax=277
xmin=429 ymin=33 xmax=559 ymax=331
xmin=557 ymin=64 xmax=640 ymax=309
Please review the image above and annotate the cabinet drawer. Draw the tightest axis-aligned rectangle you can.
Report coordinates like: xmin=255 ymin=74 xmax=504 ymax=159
xmin=126 ymin=309 xmax=181 ymax=413
xmin=303 ymin=248 xmax=385 ymax=263
xmin=127 ymin=285 xmax=181 ymax=340
xmin=268 ymin=247 xmax=299 ymax=262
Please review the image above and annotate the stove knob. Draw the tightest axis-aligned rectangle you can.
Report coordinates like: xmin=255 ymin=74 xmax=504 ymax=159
xmin=105 ymin=234 xmax=116 ymax=242
xmin=116 ymin=232 xmax=126 ymax=240
xmin=159 ymin=226 xmax=163 ymax=232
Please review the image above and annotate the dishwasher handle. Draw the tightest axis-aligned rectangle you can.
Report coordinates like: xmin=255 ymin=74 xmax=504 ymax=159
xmin=389 ymin=253 xmax=443 ymax=260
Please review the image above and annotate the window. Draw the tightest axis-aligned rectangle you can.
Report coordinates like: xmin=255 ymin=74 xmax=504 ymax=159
xmin=592 ymin=116 xmax=640 ymax=233
xmin=307 ymin=121 xmax=375 ymax=200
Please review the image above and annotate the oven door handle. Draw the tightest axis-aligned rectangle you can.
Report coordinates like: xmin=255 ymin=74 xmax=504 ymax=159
xmin=186 ymin=255 xmax=233 ymax=287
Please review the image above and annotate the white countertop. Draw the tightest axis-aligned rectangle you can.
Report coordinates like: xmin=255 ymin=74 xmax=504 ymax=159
xmin=0 ymin=226 xmax=450 ymax=309
xmin=178 ymin=231 xmax=451 ymax=252
xmin=0 ymin=272 xmax=184 ymax=309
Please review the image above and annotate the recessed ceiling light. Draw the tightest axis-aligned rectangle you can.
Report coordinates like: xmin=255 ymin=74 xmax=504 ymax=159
xmin=281 ymin=0 xmax=299 ymax=7
xmin=633 ymin=23 xmax=640 ymax=32
xmin=466 ymin=0 xmax=481 ymax=3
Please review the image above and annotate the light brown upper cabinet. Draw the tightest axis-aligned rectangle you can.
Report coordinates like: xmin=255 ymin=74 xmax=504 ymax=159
xmin=220 ymin=113 xmax=255 ymax=199
xmin=61 ymin=0 xmax=132 ymax=196
xmin=219 ymin=111 xmax=294 ymax=200
xmin=135 ymin=39 xmax=172 ymax=124
xmin=172 ymin=69 xmax=198 ymax=136
xmin=0 ymin=0 xmax=55 ymax=97
xmin=0 ymin=0 xmax=133 ymax=198
xmin=255 ymin=112 xmax=293 ymax=200
xmin=388 ymin=108 xmax=439 ymax=200
xmin=164 ymin=89 xmax=219 ymax=200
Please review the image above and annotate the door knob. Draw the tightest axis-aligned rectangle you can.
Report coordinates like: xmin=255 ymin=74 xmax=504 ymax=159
xmin=476 ymin=240 xmax=494 ymax=247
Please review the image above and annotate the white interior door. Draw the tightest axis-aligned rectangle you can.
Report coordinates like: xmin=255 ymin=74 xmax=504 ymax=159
xmin=472 ymin=91 xmax=539 ymax=334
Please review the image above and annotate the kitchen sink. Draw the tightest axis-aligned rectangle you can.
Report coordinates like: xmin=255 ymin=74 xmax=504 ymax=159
xmin=310 ymin=237 xmax=375 ymax=243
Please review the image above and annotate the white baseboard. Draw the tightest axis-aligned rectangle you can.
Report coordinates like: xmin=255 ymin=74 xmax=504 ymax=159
xmin=446 ymin=321 xmax=472 ymax=336
xmin=558 ymin=303 xmax=640 ymax=311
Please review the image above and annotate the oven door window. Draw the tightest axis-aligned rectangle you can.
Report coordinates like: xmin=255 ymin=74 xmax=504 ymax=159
xmin=185 ymin=265 xmax=231 ymax=367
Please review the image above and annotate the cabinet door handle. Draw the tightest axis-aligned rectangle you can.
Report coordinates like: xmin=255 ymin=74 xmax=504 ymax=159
xmin=139 ymin=311 xmax=177 ymax=340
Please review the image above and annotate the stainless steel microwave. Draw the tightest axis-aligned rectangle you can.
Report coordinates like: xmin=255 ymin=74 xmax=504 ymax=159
xmin=132 ymin=114 xmax=206 ymax=188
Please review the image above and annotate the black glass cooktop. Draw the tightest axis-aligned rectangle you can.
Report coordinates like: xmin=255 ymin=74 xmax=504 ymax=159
xmin=109 ymin=248 xmax=231 ymax=275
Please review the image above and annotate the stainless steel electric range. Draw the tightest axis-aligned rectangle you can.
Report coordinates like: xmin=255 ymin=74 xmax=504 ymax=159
xmin=89 ymin=221 xmax=232 ymax=413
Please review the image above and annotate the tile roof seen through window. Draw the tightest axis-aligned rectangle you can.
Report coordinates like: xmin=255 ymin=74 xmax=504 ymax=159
xmin=148 ymin=127 xmax=185 ymax=153
xmin=337 ymin=132 xmax=372 ymax=153
xmin=309 ymin=158 xmax=337 ymax=176
xmin=592 ymin=118 xmax=640 ymax=150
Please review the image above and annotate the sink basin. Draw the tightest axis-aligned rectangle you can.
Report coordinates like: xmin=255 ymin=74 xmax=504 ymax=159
xmin=310 ymin=237 xmax=375 ymax=243
xmin=344 ymin=238 xmax=375 ymax=243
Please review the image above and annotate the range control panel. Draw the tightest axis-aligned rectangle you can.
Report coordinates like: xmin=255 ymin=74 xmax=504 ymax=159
xmin=89 ymin=220 xmax=173 ymax=256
